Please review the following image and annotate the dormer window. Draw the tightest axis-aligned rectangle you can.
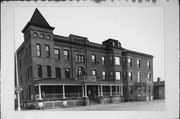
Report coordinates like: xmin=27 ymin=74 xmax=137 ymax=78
xmin=40 ymin=34 xmax=44 ymax=38
xmin=34 ymin=32 xmax=38 ymax=37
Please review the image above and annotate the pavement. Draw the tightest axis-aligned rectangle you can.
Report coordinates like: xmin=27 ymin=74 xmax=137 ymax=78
xmin=44 ymin=99 xmax=165 ymax=111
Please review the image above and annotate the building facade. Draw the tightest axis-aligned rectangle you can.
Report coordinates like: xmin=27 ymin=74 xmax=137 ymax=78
xmin=16 ymin=8 xmax=153 ymax=108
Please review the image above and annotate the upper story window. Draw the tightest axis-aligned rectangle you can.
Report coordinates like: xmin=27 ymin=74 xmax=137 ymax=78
xmin=91 ymin=54 xmax=96 ymax=63
xmin=76 ymin=54 xmax=85 ymax=63
xmin=28 ymin=44 xmax=31 ymax=57
xmin=45 ymin=45 xmax=50 ymax=58
xmin=34 ymin=32 xmax=38 ymax=37
xmin=77 ymin=66 xmax=85 ymax=77
xmin=115 ymin=56 xmax=120 ymax=65
xmin=137 ymin=59 xmax=140 ymax=68
xmin=122 ymin=58 xmax=126 ymax=65
xmin=40 ymin=34 xmax=44 ymax=38
xmin=54 ymin=48 xmax=60 ymax=60
xmin=116 ymin=71 xmax=121 ymax=80
xmin=47 ymin=65 xmax=51 ymax=77
xmin=65 ymin=68 xmax=70 ymax=78
xmin=64 ymin=50 xmax=69 ymax=61
xmin=102 ymin=71 xmax=106 ymax=80
xmin=123 ymin=72 xmax=127 ymax=79
xmin=55 ymin=67 xmax=61 ymax=78
xmin=36 ymin=44 xmax=41 ymax=56
xmin=110 ymin=71 xmax=114 ymax=80
xmin=128 ymin=58 xmax=132 ymax=67
xmin=147 ymin=61 xmax=151 ymax=69
xmin=37 ymin=65 xmax=42 ymax=78
xmin=19 ymin=59 xmax=21 ymax=70
xmin=92 ymin=70 xmax=97 ymax=77
xmin=109 ymin=56 xmax=113 ymax=65
xmin=137 ymin=72 xmax=141 ymax=82
xmin=102 ymin=56 xmax=106 ymax=65
xmin=47 ymin=35 xmax=50 ymax=39
xmin=128 ymin=71 xmax=132 ymax=80
xmin=147 ymin=73 xmax=151 ymax=81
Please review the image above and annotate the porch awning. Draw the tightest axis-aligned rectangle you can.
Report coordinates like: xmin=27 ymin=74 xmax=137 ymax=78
xmin=31 ymin=78 xmax=122 ymax=86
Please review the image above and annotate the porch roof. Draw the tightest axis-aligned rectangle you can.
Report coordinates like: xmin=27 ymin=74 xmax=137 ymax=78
xmin=32 ymin=78 xmax=122 ymax=86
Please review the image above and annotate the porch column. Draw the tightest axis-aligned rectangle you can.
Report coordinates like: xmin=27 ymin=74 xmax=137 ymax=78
xmin=62 ymin=85 xmax=66 ymax=99
xmin=110 ymin=85 xmax=112 ymax=96
xmin=82 ymin=85 xmax=84 ymax=97
xmin=38 ymin=85 xmax=42 ymax=100
xmin=100 ymin=85 xmax=103 ymax=96
xmin=98 ymin=85 xmax=100 ymax=96
xmin=85 ymin=84 xmax=87 ymax=97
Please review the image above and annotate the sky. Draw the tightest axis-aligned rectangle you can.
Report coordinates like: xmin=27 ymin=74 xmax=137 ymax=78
xmin=15 ymin=7 xmax=164 ymax=81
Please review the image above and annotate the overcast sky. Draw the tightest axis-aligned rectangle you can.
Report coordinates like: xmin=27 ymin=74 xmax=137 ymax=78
xmin=15 ymin=7 xmax=164 ymax=81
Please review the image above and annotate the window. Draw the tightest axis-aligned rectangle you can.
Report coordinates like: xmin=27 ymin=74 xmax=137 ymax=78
xmin=29 ymin=65 xmax=32 ymax=78
xmin=55 ymin=67 xmax=61 ymax=78
xmin=40 ymin=34 xmax=44 ymax=38
xmin=77 ymin=66 xmax=85 ymax=77
xmin=147 ymin=61 xmax=151 ymax=69
xmin=28 ymin=44 xmax=31 ymax=57
xmin=47 ymin=65 xmax=51 ymax=77
xmin=116 ymin=72 xmax=121 ymax=80
xmin=37 ymin=65 xmax=42 ymax=77
xmin=47 ymin=35 xmax=50 ymax=39
xmin=64 ymin=50 xmax=69 ymax=61
xmin=34 ymin=32 xmax=38 ymax=37
xmin=115 ymin=56 xmax=120 ymax=65
xmin=26 ymin=47 xmax=28 ymax=59
xmin=123 ymin=72 xmax=127 ymax=79
xmin=54 ymin=48 xmax=60 ymax=59
xmin=102 ymin=71 xmax=106 ymax=80
xmin=137 ymin=59 xmax=140 ymax=68
xmin=27 ymin=67 xmax=29 ymax=78
xmin=76 ymin=54 xmax=85 ymax=63
xmin=102 ymin=56 xmax=106 ymax=65
xmin=128 ymin=58 xmax=132 ymax=67
xmin=109 ymin=56 xmax=113 ymax=65
xmin=129 ymin=85 xmax=133 ymax=94
xmin=147 ymin=73 xmax=151 ymax=81
xmin=45 ymin=45 xmax=50 ymax=57
xmin=36 ymin=44 xmax=41 ymax=56
xmin=137 ymin=72 xmax=141 ymax=82
xmin=128 ymin=72 xmax=132 ymax=80
xmin=122 ymin=58 xmax=126 ymax=65
xmin=19 ymin=59 xmax=21 ymax=70
xmin=91 ymin=54 xmax=96 ymax=63
xmin=92 ymin=70 xmax=97 ymax=77
xmin=65 ymin=68 xmax=70 ymax=78
xmin=110 ymin=71 xmax=114 ymax=80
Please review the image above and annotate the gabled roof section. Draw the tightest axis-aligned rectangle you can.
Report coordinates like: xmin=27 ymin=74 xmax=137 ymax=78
xmin=22 ymin=8 xmax=54 ymax=33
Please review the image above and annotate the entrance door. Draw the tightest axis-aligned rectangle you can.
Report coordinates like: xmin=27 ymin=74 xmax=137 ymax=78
xmin=87 ymin=85 xmax=98 ymax=99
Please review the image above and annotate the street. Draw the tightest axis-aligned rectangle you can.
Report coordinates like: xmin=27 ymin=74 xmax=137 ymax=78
xmin=46 ymin=99 xmax=165 ymax=111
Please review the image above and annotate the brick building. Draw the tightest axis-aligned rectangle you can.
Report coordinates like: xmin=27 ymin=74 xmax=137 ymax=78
xmin=16 ymin=8 xmax=153 ymax=108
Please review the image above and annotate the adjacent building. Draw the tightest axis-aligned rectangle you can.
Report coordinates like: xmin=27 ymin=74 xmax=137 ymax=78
xmin=153 ymin=77 xmax=165 ymax=100
xmin=16 ymin=8 xmax=154 ymax=108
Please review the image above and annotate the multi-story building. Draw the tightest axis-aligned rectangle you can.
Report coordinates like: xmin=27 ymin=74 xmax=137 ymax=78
xmin=16 ymin=8 xmax=153 ymax=108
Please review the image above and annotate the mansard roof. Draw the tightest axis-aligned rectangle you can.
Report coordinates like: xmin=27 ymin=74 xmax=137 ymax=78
xmin=22 ymin=8 xmax=54 ymax=33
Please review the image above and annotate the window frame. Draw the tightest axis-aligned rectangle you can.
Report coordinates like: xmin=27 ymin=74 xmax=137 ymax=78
xmin=115 ymin=71 xmax=121 ymax=80
xmin=91 ymin=54 xmax=96 ymax=63
xmin=36 ymin=44 xmax=41 ymax=57
xmin=115 ymin=56 xmax=120 ymax=65
xmin=65 ymin=68 xmax=70 ymax=78
xmin=102 ymin=71 xmax=106 ymax=80
xmin=37 ymin=64 xmax=42 ymax=78
xmin=64 ymin=50 xmax=69 ymax=61
xmin=47 ymin=65 xmax=51 ymax=78
xmin=55 ymin=67 xmax=61 ymax=78
xmin=54 ymin=48 xmax=60 ymax=60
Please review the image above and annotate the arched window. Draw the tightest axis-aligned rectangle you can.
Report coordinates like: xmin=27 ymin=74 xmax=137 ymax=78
xmin=77 ymin=66 xmax=85 ymax=77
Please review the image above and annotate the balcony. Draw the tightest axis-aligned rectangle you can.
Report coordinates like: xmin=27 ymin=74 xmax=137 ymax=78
xmin=77 ymin=75 xmax=96 ymax=82
xmin=135 ymin=78 xmax=152 ymax=86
